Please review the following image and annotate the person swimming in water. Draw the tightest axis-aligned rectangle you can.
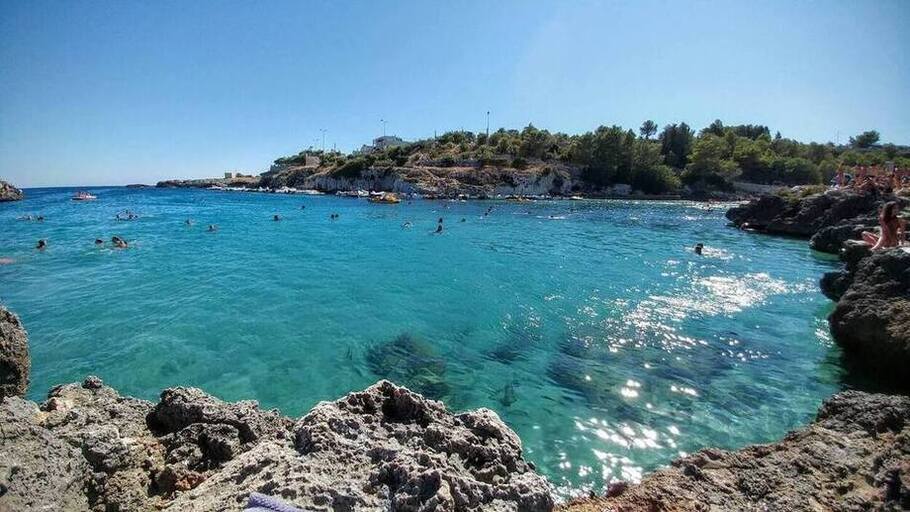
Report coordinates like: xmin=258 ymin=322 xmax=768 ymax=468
xmin=402 ymin=221 xmax=412 ymax=229
xmin=95 ymin=239 xmax=104 ymax=245
xmin=185 ymin=218 xmax=192 ymax=225
xmin=208 ymin=224 xmax=218 ymax=232
xmin=435 ymin=223 xmax=443 ymax=234
xmin=694 ymin=243 xmax=704 ymax=255
xmin=36 ymin=239 xmax=47 ymax=250
xmin=112 ymin=236 xmax=128 ymax=249
xmin=273 ymin=214 xmax=281 ymax=221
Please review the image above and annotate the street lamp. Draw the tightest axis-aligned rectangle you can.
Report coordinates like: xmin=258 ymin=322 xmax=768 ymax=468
xmin=486 ymin=111 xmax=490 ymax=138
xmin=380 ymin=119 xmax=387 ymax=137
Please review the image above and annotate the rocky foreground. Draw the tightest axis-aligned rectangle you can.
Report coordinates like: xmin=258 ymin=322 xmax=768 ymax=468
xmin=1 ymin=377 xmax=553 ymax=511
xmin=0 ymin=304 xmax=908 ymax=512
xmin=564 ymin=390 xmax=910 ymax=511
xmin=0 ymin=179 xmax=24 ymax=202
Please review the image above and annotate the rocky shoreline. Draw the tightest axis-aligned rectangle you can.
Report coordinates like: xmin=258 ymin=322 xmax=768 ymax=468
xmin=155 ymin=165 xmax=738 ymax=201
xmin=0 ymin=179 xmax=24 ymax=202
xmin=3 ymin=187 xmax=909 ymax=511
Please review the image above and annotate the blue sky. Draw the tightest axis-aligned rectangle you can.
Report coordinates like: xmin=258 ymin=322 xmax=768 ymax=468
xmin=1 ymin=1 xmax=908 ymax=187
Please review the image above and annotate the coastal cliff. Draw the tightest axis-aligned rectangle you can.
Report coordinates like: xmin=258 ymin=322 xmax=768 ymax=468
xmin=725 ymin=187 xmax=909 ymax=254
xmin=731 ymin=189 xmax=910 ymax=390
xmin=0 ymin=180 xmax=24 ymax=202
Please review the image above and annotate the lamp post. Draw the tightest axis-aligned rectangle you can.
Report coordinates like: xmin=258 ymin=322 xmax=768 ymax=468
xmin=486 ymin=111 xmax=490 ymax=138
xmin=380 ymin=119 xmax=387 ymax=137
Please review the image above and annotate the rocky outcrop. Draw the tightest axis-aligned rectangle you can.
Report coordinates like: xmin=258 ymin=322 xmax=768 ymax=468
xmin=0 ymin=179 xmax=23 ymax=201
xmin=825 ymin=247 xmax=910 ymax=389
xmin=725 ymin=188 xmax=906 ymax=253
xmin=0 ymin=377 xmax=552 ymax=511
xmin=261 ymin=163 xmax=578 ymax=198
xmin=0 ymin=306 xmax=29 ymax=398
xmin=564 ymin=390 xmax=910 ymax=512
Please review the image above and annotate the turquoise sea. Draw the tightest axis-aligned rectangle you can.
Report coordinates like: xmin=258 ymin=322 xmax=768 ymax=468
xmin=1 ymin=187 xmax=843 ymax=497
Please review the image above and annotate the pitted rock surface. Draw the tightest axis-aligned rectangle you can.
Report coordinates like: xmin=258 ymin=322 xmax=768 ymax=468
xmin=563 ymin=391 xmax=910 ymax=512
xmin=0 ymin=306 xmax=29 ymax=398
xmin=0 ymin=379 xmax=553 ymax=511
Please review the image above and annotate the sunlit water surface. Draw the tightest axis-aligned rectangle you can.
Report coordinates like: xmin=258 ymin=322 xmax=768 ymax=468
xmin=0 ymin=187 xmax=843 ymax=498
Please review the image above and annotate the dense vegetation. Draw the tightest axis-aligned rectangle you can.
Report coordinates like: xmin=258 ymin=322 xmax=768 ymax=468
xmin=274 ymin=121 xmax=909 ymax=194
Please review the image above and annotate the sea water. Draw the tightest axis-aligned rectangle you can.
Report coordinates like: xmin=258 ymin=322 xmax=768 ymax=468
xmin=0 ymin=187 xmax=844 ymax=497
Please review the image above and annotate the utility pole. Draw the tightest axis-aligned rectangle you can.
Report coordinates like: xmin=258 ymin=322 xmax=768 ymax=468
xmin=320 ymin=129 xmax=327 ymax=152
xmin=380 ymin=119 xmax=387 ymax=137
xmin=486 ymin=111 xmax=490 ymax=138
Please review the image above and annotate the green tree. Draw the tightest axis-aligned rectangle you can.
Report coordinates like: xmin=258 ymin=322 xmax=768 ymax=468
xmin=658 ymin=123 xmax=695 ymax=169
xmin=682 ymin=134 xmax=739 ymax=188
xmin=639 ymin=120 xmax=657 ymax=140
xmin=849 ymin=130 xmax=880 ymax=148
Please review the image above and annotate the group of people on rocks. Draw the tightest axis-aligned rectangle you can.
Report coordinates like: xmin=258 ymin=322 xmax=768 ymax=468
xmin=835 ymin=165 xmax=909 ymax=195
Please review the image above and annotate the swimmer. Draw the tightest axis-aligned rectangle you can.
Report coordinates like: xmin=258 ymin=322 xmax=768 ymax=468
xmin=185 ymin=218 xmax=192 ymax=225
xmin=438 ymin=217 xmax=443 ymax=224
xmin=402 ymin=221 xmax=412 ymax=229
xmin=301 ymin=205 xmax=306 ymax=210
xmin=36 ymin=216 xmax=44 ymax=221
xmin=112 ymin=236 xmax=128 ymax=249
xmin=694 ymin=243 xmax=704 ymax=255
xmin=435 ymin=224 xmax=443 ymax=234
xmin=208 ymin=224 xmax=218 ymax=232
xmin=94 ymin=239 xmax=104 ymax=245
xmin=273 ymin=214 xmax=281 ymax=221
xmin=36 ymin=239 xmax=47 ymax=250
xmin=460 ymin=218 xmax=466 ymax=222
xmin=18 ymin=215 xmax=32 ymax=221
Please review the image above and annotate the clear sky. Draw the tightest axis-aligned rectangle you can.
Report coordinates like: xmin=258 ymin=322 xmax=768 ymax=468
xmin=1 ymin=1 xmax=908 ymax=187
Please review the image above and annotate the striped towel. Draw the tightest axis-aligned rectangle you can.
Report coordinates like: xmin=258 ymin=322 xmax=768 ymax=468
xmin=245 ymin=492 xmax=303 ymax=512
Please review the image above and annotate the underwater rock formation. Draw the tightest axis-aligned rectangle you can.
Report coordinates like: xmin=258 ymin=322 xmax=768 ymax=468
xmin=366 ymin=333 xmax=451 ymax=400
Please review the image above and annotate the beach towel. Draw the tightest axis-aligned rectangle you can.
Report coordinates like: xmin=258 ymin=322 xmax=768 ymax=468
xmin=245 ymin=492 xmax=304 ymax=512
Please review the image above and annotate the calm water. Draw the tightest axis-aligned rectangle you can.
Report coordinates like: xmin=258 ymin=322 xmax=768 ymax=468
xmin=0 ymin=187 xmax=843 ymax=497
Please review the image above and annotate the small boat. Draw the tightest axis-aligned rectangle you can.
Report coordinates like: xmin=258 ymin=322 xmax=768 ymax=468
xmin=72 ymin=191 xmax=97 ymax=201
xmin=368 ymin=192 xmax=401 ymax=204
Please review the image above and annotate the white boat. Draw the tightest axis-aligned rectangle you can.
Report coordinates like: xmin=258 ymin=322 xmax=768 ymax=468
xmin=72 ymin=191 xmax=97 ymax=201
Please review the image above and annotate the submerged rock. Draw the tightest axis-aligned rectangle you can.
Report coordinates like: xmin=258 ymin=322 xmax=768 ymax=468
xmin=366 ymin=333 xmax=451 ymax=400
xmin=563 ymin=390 xmax=910 ymax=511
xmin=0 ymin=306 xmax=29 ymax=398
xmin=0 ymin=180 xmax=23 ymax=201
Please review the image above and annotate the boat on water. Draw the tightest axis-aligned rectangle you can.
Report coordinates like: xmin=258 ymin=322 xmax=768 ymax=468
xmin=71 ymin=191 xmax=97 ymax=201
xmin=368 ymin=192 xmax=401 ymax=204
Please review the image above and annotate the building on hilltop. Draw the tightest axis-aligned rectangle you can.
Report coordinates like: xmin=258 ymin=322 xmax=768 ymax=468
xmin=356 ymin=135 xmax=408 ymax=155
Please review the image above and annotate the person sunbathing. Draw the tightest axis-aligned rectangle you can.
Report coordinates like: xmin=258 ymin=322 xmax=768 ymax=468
xmin=862 ymin=202 xmax=902 ymax=250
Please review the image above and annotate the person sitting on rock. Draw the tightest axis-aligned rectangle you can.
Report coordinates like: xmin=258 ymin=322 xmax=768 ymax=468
xmin=862 ymin=202 xmax=902 ymax=251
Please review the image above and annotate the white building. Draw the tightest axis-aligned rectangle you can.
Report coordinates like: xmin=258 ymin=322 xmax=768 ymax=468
xmin=356 ymin=135 xmax=408 ymax=154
